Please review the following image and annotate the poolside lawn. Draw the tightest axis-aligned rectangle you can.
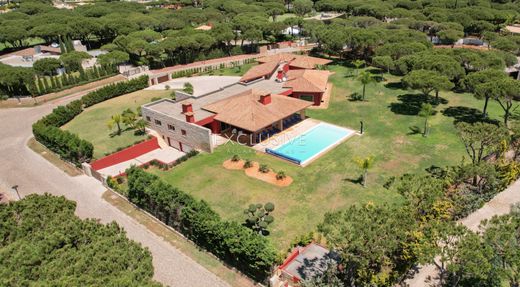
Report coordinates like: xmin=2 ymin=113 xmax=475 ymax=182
xmin=63 ymin=89 xmax=172 ymax=159
xmin=151 ymin=64 xmax=505 ymax=251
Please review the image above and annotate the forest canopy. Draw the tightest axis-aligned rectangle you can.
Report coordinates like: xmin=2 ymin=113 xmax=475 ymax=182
xmin=0 ymin=194 xmax=160 ymax=287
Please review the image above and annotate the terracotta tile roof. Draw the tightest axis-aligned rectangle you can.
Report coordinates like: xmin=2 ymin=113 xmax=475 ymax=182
xmin=195 ymin=24 xmax=212 ymax=31
xmin=0 ymin=45 xmax=61 ymax=59
xmin=505 ymin=25 xmax=520 ymax=34
xmin=239 ymin=60 xmax=279 ymax=82
xmin=202 ymin=89 xmax=312 ymax=132
xmin=257 ymin=53 xmax=332 ymax=69
xmin=283 ymin=70 xmax=331 ymax=93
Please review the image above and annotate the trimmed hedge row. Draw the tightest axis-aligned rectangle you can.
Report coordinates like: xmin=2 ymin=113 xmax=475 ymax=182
xmin=82 ymin=76 xmax=149 ymax=108
xmin=32 ymin=75 xmax=149 ymax=165
xmin=126 ymin=167 xmax=278 ymax=281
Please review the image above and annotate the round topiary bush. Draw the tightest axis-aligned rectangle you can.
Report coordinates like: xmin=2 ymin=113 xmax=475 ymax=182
xmin=231 ymin=154 xmax=240 ymax=162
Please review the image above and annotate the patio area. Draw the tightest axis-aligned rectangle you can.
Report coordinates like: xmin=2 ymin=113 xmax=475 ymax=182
xmin=145 ymin=75 xmax=240 ymax=97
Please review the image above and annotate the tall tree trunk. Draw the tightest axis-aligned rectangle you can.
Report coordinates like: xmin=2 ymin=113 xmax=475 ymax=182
xmin=362 ymin=84 xmax=366 ymax=100
xmin=423 ymin=118 xmax=428 ymax=137
xmin=482 ymin=96 xmax=489 ymax=116
xmin=362 ymin=170 xmax=367 ymax=187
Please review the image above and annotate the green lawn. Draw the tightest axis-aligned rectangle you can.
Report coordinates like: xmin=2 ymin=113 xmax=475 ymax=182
xmin=63 ymin=89 xmax=172 ymax=159
xmin=201 ymin=62 xmax=256 ymax=77
xmin=150 ymin=64 xmax=505 ymax=251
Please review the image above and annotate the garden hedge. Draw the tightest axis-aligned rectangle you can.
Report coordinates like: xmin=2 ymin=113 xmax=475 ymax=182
xmin=82 ymin=76 xmax=149 ymax=107
xmin=32 ymin=75 xmax=149 ymax=165
xmin=126 ymin=167 xmax=278 ymax=281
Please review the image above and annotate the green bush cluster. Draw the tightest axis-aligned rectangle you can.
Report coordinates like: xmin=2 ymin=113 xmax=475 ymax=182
xmin=82 ymin=76 xmax=149 ymax=108
xmin=32 ymin=76 xmax=149 ymax=165
xmin=33 ymin=99 xmax=93 ymax=165
xmin=126 ymin=167 xmax=277 ymax=281
xmin=35 ymin=65 xmax=117 ymax=96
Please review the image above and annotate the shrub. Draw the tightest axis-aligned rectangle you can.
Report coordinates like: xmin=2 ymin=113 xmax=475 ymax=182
xmin=125 ymin=167 xmax=277 ymax=280
xmin=244 ymin=159 xmax=253 ymax=169
xmin=231 ymin=154 xmax=240 ymax=162
xmin=81 ymin=76 xmax=148 ymax=108
xmin=276 ymin=171 xmax=287 ymax=180
xmin=32 ymin=76 xmax=149 ymax=165
xmin=259 ymin=164 xmax=269 ymax=173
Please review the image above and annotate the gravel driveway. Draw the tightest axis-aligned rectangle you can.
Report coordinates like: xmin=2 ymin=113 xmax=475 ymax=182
xmin=0 ymin=92 xmax=229 ymax=287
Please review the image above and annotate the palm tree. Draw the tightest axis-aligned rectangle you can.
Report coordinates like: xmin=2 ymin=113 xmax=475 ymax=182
xmin=355 ymin=156 xmax=374 ymax=187
xmin=107 ymin=114 xmax=122 ymax=135
xmin=122 ymin=108 xmax=137 ymax=128
xmin=135 ymin=119 xmax=147 ymax=135
xmin=352 ymin=59 xmax=365 ymax=76
xmin=419 ymin=103 xmax=435 ymax=137
xmin=357 ymin=71 xmax=375 ymax=101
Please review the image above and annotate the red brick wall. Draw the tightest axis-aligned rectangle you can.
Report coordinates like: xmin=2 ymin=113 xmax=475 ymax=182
xmin=90 ymin=137 xmax=160 ymax=171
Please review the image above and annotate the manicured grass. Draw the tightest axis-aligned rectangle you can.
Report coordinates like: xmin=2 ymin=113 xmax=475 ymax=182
xmin=62 ymin=89 xmax=172 ymax=159
xmin=201 ymin=62 xmax=256 ymax=77
xmin=271 ymin=13 xmax=297 ymax=22
xmin=151 ymin=64 xmax=505 ymax=251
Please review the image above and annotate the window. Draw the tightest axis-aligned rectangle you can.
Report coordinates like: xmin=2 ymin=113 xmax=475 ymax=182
xmin=181 ymin=129 xmax=187 ymax=136
xmin=299 ymin=95 xmax=315 ymax=102
xmin=146 ymin=116 xmax=151 ymax=121
xmin=154 ymin=119 xmax=162 ymax=126
xmin=168 ymin=124 xmax=175 ymax=131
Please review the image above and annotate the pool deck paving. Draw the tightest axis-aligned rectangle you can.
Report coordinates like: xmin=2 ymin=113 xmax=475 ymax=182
xmin=253 ymin=118 xmax=358 ymax=166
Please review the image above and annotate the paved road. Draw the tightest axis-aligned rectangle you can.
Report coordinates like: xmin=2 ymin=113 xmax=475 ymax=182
xmin=404 ymin=179 xmax=520 ymax=286
xmin=0 ymin=94 xmax=229 ymax=287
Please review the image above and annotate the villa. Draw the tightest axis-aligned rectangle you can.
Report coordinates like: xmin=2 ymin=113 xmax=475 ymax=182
xmin=142 ymin=53 xmax=334 ymax=154
xmin=269 ymin=243 xmax=340 ymax=287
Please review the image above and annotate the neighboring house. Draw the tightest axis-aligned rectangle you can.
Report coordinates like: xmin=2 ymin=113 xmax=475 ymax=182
xmin=269 ymin=243 xmax=340 ymax=287
xmin=504 ymin=25 xmax=520 ymax=34
xmin=0 ymin=45 xmax=61 ymax=68
xmin=142 ymin=53 xmax=332 ymax=154
xmin=0 ymin=41 xmax=90 ymax=70
xmin=283 ymin=26 xmax=300 ymax=36
xmin=195 ymin=24 xmax=212 ymax=31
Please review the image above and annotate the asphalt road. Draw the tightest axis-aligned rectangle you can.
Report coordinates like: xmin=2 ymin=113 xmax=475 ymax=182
xmin=0 ymin=94 xmax=229 ymax=287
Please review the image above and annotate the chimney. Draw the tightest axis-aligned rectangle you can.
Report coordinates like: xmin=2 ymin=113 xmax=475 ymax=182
xmin=182 ymin=102 xmax=193 ymax=113
xmin=259 ymin=94 xmax=272 ymax=105
xmin=185 ymin=112 xmax=195 ymax=123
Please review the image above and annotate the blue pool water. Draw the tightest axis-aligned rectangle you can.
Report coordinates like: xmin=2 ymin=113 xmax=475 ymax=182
xmin=266 ymin=123 xmax=354 ymax=165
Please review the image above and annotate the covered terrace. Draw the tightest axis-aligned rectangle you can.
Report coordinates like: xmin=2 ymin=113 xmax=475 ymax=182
xmin=202 ymin=89 xmax=312 ymax=145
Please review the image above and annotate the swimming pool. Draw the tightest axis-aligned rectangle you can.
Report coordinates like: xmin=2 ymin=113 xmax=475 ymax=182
xmin=266 ymin=123 xmax=354 ymax=165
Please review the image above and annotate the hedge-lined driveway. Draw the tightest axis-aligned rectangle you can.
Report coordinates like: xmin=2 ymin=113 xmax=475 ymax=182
xmin=0 ymin=92 xmax=229 ymax=287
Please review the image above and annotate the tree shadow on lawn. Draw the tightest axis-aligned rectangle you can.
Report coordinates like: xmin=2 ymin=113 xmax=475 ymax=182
xmin=343 ymin=175 xmax=363 ymax=186
xmin=407 ymin=126 xmax=421 ymax=135
xmin=389 ymin=94 xmax=446 ymax=116
xmin=109 ymin=127 xmax=134 ymax=138
xmin=384 ymin=81 xmax=404 ymax=90
xmin=442 ymin=106 xmax=499 ymax=124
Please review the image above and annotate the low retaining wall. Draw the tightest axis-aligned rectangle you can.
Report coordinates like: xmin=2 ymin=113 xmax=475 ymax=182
xmin=90 ymin=137 xmax=160 ymax=171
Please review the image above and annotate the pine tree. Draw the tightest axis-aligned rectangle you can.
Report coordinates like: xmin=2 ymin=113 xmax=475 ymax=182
xmin=50 ymin=76 xmax=58 ymax=90
xmin=78 ymin=67 xmax=87 ymax=82
xmin=42 ymin=78 xmax=50 ymax=92
xmin=65 ymin=36 xmax=74 ymax=53
xmin=62 ymin=73 xmax=69 ymax=86
xmin=37 ymin=77 xmax=46 ymax=95
xmin=59 ymin=36 xmax=66 ymax=54
xmin=93 ymin=65 xmax=101 ymax=78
